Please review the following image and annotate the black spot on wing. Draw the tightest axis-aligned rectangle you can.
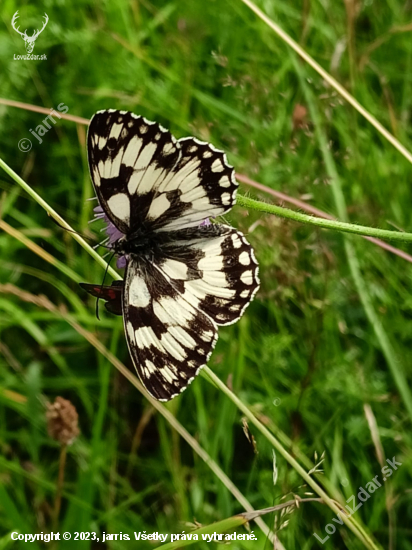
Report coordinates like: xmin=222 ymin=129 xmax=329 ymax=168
xmin=177 ymin=137 xmax=238 ymax=210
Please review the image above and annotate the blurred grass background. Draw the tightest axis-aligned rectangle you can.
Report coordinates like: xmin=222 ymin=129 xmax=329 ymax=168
xmin=0 ymin=0 xmax=412 ymax=548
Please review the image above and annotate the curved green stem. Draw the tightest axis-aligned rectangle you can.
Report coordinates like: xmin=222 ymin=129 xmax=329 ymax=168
xmin=2 ymin=155 xmax=411 ymax=249
xmin=237 ymin=194 xmax=412 ymax=243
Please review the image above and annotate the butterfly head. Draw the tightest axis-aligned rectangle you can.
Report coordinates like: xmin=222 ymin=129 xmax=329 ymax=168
xmin=92 ymin=202 xmax=159 ymax=265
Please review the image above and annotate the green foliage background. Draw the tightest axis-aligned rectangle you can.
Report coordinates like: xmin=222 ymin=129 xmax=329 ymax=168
xmin=0 ymin=0 xmax=411 ymax=548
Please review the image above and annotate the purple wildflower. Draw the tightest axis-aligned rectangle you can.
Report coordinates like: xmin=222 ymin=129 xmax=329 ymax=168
xmin=116 ymin=255 xmax=128 ymax=269
xmin=92 ymin=205 xmax=128 ymax=269
xmin=93 ymin=205 xmax=124 ymax=243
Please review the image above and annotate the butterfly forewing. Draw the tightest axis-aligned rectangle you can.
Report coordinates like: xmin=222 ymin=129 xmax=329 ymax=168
xmin=88 ymin=110 xmax=180 ymax=233
xmin=148 ymin=137 xmax=238 ymax=232
xmin=87 ymin=111 xmax=238 ymax=235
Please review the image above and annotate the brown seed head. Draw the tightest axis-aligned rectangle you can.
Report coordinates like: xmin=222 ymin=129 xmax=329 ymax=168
xmin=46 ymin=397 xmax=80 ymax=446
xmin=292 ymin=103 xmax=308 ymax=130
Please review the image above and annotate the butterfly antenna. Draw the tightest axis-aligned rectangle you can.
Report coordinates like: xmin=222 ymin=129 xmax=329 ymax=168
xmin=96 ymin=250 xmax=116 ymax=320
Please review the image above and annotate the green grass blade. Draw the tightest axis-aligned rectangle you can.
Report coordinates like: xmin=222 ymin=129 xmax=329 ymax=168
xmin=295 ymin=57 xmax=412 ymax=424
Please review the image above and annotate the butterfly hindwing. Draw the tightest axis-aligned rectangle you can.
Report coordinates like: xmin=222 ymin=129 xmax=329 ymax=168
xmin=122 ymin=259 xmax=218 ymax=401
xmin=158 ymin=225 xmax=260 ymax=326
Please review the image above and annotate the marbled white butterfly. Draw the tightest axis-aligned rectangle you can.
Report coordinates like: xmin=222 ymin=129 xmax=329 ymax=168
xmin=81 ymin=110 xmax=259 ymax=401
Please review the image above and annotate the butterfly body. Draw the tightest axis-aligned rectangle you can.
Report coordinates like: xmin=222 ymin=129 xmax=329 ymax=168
xmin=113 ymin=224 xmax=223 ymax=260
xmin=82 ymin=109 xmax=259 ymax=401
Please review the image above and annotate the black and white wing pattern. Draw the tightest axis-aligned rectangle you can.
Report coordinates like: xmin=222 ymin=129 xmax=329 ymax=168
xmin=121 ymin=226 xmax=259 ymax=400
xmin=122 ymin=259 xmax=218 ymax=401
xmin=87 ymin=110 xmax=238 ymax=234
xmin=84 ymin=109 xmax=259 ymax=401
xmin=158 ymin=225 xmax=259 ymax=326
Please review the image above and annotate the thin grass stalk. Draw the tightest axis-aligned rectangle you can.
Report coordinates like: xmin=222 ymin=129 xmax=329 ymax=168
xmin=294 ymin=57 xmax=412 ymax=426
xmin=0 ymin=220 xmax=82 ymax=283
xmin=0 ymin=159 xmax=120 ymax=281
xmin=239 ymin=0 xmax=412 ymax=166
xmin=202 ymin=368 xmax=381 ymax=550
xmin=363 ymin=404 xmax=395 ymax=550
xmin=237 ymin=173 xmax=412 ymax=264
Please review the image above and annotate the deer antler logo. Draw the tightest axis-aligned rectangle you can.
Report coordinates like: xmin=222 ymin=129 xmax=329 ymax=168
xmin=11 ymin=11 xmax=49 ymax=54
